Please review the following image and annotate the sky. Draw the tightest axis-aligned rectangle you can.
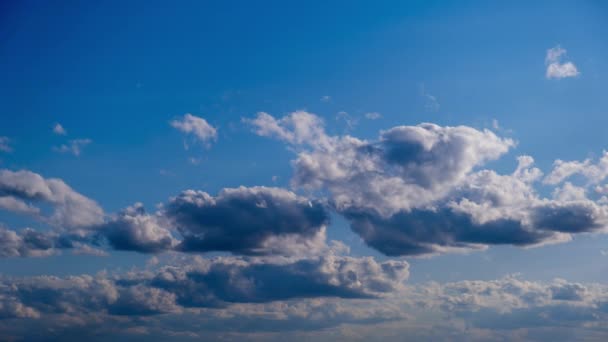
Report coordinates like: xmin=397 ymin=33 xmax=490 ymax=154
xmin=1 ymin=1 xmax=608 ymax=341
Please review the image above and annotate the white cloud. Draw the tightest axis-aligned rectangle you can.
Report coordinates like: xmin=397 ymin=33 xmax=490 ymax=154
xmin=320 ymin=95 xmax=331 ymax=103
xmin=170 ymin=114 xmax=217 ymax=147
xmin=545 ymin=45 xmax=580 ymax=79
xmin=248 ymin=111 xmax=608 ymax=257
xmin=544 ymin=151 xmax=608 ymax=185
xmin=0 ymin=169 xmax=104 ymax=229
xmin=52 ymin=123 xmax=67 ymax=135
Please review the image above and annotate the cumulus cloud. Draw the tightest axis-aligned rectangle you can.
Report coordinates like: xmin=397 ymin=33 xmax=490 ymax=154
xmin=0 ymin=136 xmax=12 ymax=153
xmin=0 ymin=254 xmax=408 ymax=332
xmin=4 ymin=269 xmax=608 ymax=341
xmin=95 ymin=203 xmax=177 ymax=253
xmin=545 ymin=45 xmax=580 ymax=79
xmin=248 ymin=111 xmax=608 ymax=256
xmin=165 ymin=186 xmax=330 ymax=255
xmin=52 ymin=123 xmax=67 ymax=135
xmin=0 ymin=227 xmax=59 ymax=258
xmin=0 ymin=169 xmax=104 ymax=229
xmin=170 ymin=114 xmax=217 ymax=147
xmin=53 ymin=138 xmax=92 ymax=156
xmin=0 ymin=180 xmax=332 ymax=258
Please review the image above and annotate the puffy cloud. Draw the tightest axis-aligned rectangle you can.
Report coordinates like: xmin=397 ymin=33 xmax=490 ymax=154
xmin=0 ymin=136 xmax=12 ymax=153
xmin=4 ymin=270 xmax=608 ymax=341
xmin=165 ymin=186 xmax=330 ymax=255
xmin=0 ymin=227 xmax=59 ymax=258
xmin=545 ymin=45 xmax=580 ymax=79
xmin=170 ymin=114 xmax=217 ymax=146
xmin=0 ymin=169 xmax=104 ymax=229
xmin=52 ymin=123 xmax=67 ymax=135
xmin=53 ymin=138 xmax=92 ymax=156
xmin=244 ymin=111 xmax=333 ymax=149
xmin=249 ymin=111 xmax=608 ymax=256
xmin=96 ymin=203 xmax=177 ymax=253
xmin=146 ymin=256 xmax=408 ymax=307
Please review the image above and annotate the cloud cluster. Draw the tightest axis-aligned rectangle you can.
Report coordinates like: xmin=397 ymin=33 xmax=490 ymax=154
xmin=3 ymin=270 xmax=608 ymax=341
xmin=248 ymin=111 xmax=608 ymax=256
xmin=0 ymin=254 xmax=408 ymax=320
xmin=0 ymin=168 xmax=332 ymax=258
xmin=545 ymin=45 xmax=580 ymax=79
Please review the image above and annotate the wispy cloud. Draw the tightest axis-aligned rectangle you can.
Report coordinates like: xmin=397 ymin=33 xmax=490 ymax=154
xmin=364 ymin=112 xmax=382 ymax=120
xmin=320 ymin=95 xmax=331 ymax=103
xmin=53 ymin=139 xmax=92 ymax=156
xmin=545 ymin=45 xmax=580 ymax=79
xmin=0 ymin=136 xmax=12 ymax=153
xmin=419 ymin=84 xmax=440 ymax=112
xmin=336 ymin=111 xmax=358 ymax=130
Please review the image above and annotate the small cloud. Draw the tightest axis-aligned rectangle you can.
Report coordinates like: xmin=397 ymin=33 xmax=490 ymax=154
xmin=53 ymin=123 xmax=67 ymax=135
xmin=170 ymin=113 xmax=217 ymax=148
xmin=419 ymin=84 xmax=440 ymax=112
xmin=0 ymin=136 xmax=13 ymax=153
xmin=53 ymin=139 xmax=92 ymax=156
xmin=545 ymin=45 xmax=580 ymax=79
xmin=272 ymin=175 xmax=279 ymax=183
xmin=188 ymin=157 xmax=202 ymax=165
xmin=320 ymin=95 xmax=331 ymax=103
xmin=159 ymin=169 xmax=174 ymax=176
xmin=601 ymin=249 xmax=608 ymax=256
xmin=364 ymin=112 xmax=382 ymax=120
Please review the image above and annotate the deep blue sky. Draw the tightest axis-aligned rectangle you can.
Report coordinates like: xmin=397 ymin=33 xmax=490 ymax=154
xmin=1 ymin=1 xmax=608 ymax=340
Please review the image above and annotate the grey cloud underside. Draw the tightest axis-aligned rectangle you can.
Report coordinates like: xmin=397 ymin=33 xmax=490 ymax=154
xmin=164 ymin=187 xmax=329 ymax=255
xmin=0 ymin=177 xmax=331 ymax=257
xmin=89 ymin=186 xmax=330 ymax=255
xmin=3 ymin=273 xmax=608 ymax=341
xmin=0 ymin=255 xmax=408 ymax=320
xmin=248 ymin=111 xmax=608 ymax=256
xmin=344 ymin=208 xmax=552 ymax=256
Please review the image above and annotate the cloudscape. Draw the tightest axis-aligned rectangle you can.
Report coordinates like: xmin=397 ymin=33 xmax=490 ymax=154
xmin=1 ymin=1 xmax=608 ymax=341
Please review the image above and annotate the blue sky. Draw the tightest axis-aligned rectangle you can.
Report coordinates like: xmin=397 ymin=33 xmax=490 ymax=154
xmin=1 ymin=1 xmax=608 ymax=341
